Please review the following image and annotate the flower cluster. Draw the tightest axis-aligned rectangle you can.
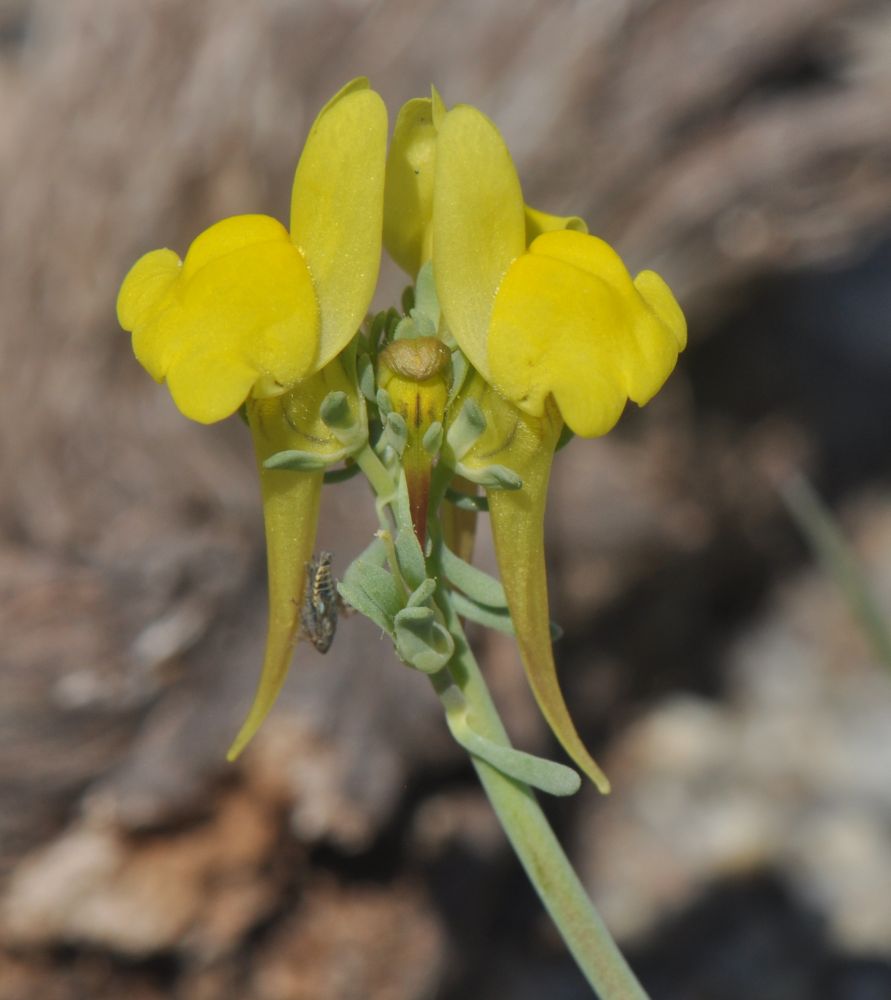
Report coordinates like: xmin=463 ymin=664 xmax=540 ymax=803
xmin=118 ymin=79 xmax=686 ymax=792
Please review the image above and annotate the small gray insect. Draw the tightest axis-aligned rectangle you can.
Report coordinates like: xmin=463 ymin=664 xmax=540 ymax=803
xmin=300 ymin=551 xmax=341 ymax=653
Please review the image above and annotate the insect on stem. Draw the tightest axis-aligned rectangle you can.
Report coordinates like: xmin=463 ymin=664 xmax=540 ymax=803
xmin=300 ymin=551 xmax=344 ymax=653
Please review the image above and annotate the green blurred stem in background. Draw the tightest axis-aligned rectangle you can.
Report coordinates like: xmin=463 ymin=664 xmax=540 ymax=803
xmin=780 ymin=472 xmax=891 ymax=672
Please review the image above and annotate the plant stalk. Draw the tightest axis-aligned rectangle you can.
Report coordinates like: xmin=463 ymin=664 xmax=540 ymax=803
xmin=431 ymin=562 xmax=649 ymax=999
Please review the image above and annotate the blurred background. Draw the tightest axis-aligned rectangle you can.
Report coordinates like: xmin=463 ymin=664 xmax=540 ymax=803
xmin=1 ymin=1 xmax=891 ymax=997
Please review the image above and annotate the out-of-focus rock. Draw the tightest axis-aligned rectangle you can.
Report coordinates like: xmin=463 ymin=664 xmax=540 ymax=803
xmin=1 ymin=787 xmax=282 ymax=960
xmin=249 ymin=880 xmax=445 ymax=1000
xmin=0 ymin=546 xmax=136 ymax=874
xmin=549 ymin=404 xmax=708 ymax=622
xmin=0 ymin=952 xmax=168 ymax=1000
xmin=411 ymin=787 xmax=504 ymax=862
xmin=578 ymin=492 xmax=891 ymax=953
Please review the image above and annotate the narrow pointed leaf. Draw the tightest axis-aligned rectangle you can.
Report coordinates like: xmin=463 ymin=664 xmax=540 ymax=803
xmin=263 ymin=450 xmax=329 ymax=472
xmin=394 ymin=606 xmax=454 ymax=673
xmin=395 ymin=526 xmax=427 ymax=590
xmin=443 ymin=702 xmax=581 ymax=797
xmin=451 ymin=592 xmax=564 ymax=641
xmin=338 ymin=560 xmax=402 ymax=635
xmin=407 ymin=577 xmax=438 ymax=608
xmin=441 ymin=544 xmax=507 ymax=608
xmin=451 ymin=592 xmax=514 ymax=634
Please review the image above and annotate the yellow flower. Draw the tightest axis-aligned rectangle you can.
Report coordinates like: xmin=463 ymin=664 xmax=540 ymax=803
xmin=423 ymin=98 xmax=685 ymax=792
xmin=382 ymin=91 xmax=443 ymax=279
xmin=117 ymin=77 xmax=387 ymax=423
xmin=117 ymin=79 xmax=387 ymax=760
xmin=433 ymin=103 xmax=686 ymax=437
xmin=384 ymin=88 xmax=586 ymax=281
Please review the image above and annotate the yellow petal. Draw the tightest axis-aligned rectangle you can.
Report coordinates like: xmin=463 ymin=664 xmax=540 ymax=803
xmin=459 ymin=380 xmax=610 ymax=792
xmin=488 ymin=229 xmax=685 ymax=435
xmin=524 ymin=204 xmax=588 ymax=244
xmin=635 ymin=268 xmax=688 ymax=352
xmin=532 ymin=232 xmax=685 ymax=402
xmin=226 ymin=395 xmax=324 ymax=761
xmin=290 ymin=78 xmax=387 ymax=369
xmin=166 ymin=349 xmax=258 ymax=426
xmin=433 ymin=104 xmax=525 ymax=381
xmin=180 ymin=213 xmax=295 ymax=281
xmin=430 ymin=85 xmax=447 ymax=129
xmin=531 ymin=229 xmax=635 ymax=297
xmin=383 ymin=97 xmax=437 ymax=277
xmin=123 ymin=215 xmax=320 ymax=424
xmin=487 ymin=251 xmax=631 ymax=436
xmin=116 ymin=249 xmax=180 ymax=347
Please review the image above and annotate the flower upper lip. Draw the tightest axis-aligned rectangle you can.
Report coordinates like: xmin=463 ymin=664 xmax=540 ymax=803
xmin=117 ymin=78 xmax=387 ymax=425
xmin=428 ymin=101 xmax=685 ymax=439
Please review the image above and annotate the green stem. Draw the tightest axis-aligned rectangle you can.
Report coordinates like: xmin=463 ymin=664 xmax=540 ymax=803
xmin=445 ymin=485 xmax=490 ymax=511
xmin=353 ymin=441 xmax=398 ymax=503
xmin=374 ymin=465 xmax=647 ymax=996
xmin=436 ymin=576 xmax=648 ymax=998
xmin=427 ymin=670 xmax=581 ymax=797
